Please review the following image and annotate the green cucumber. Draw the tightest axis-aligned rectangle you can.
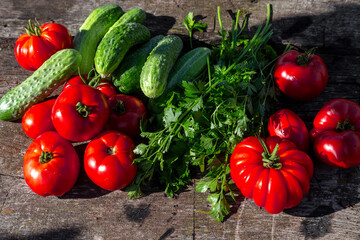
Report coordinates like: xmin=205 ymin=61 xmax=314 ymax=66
xmin=166 ymin=47 xmax=212 ymax=91
xmin=140 ymin=35 xmax=183 ymax=98
xmin=0 ymin=49 xmax=82 ymax=121
xmin=112 ymin=35 xmax=164 ymax=94
xmin=110 ymin=8 xmax=146 ymax=29
xmin=73 ymin=4 xmax=124 ymax=74
xmin=95 ymin=23 xmax=151 ymax=77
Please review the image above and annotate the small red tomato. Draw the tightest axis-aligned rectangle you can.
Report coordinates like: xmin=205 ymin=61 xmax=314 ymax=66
xmin=230 ymin=136 xmax=313 ymax=214
xmin=52 ymin=85 xmax=110 ymax=142
xmin=23 ymin=131 xmax=80 ymax=197
xmin=268 ymin=109 xmax=309 ymax=151
xmin=63 ymin=75 xmax=117 ymax=99
xmin=310 ymin=98 xmax=360 ymax=168
xmin=22 ymin=99 xmax=56 ymax=139
xmin=106 ymin=94 xmax=147 ymax=138
xmin=84 ymin=130 xmax=137 ymax=191
xmin=274 ymin=50 xmax=328 ymax=101
xmin=15 ymin=21 xmax=72 ymax=71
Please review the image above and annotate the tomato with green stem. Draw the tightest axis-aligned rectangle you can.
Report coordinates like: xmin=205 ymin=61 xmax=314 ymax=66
xmin=84 ymin=130 xmax=137 ymax=191
xmin=23 ymin=131 xmax=80 ymax=197
xmin=230 ymin=136 xmax=313 ymax=214
xmin=15 ymin=20 xmax=72 ymax=71
xmin=274 ymin=49 xmax=328 ymax=101
xmin=310 ymin=98 xmax=360 ymax=168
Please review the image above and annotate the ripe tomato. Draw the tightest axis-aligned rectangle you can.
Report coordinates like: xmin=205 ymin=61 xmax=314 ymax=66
xmin=310 ymin=98 xmax=360 ymax=168
xmin=84 ymin=130 xmax=137 ymax=191
xmin=106 ymin=94 xmax=147 ymax=138
xmin=274 ymin=50 xmax=328 ymax=101
xmin=23 ymin=131 xmax=80 ymax=197
xmin=268 ymin=109 xmax=309 ymax=151
xmin=63 ymin=75 xmax=117 ymax=99
xmin=15 ymin=20 xmax=72 ymax=71
xmin=52 ymin=85 xmax=110 ymax=142
xmin=22 ymin=99 xmax=56 ymax=139
xmin=230 ymin=136 xmax=313 ymax=214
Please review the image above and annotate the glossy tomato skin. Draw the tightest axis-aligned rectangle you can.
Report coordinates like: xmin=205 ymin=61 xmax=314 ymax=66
xmin=230 ymin=136 xmax=313 ymax=214
xmin=268 ymin=109 xmax=309 ymax=151
xmin=84 ymin=130 xmax=137 ymax=191
xmin=310 ymin=98 xmax=360 ymax=168
xmin=63 ymin=75 xmax=117 ymax=99
xmin=22 ymin=99 xmax=56 ymax=139
xmin=106 ymin=94 xmax=147 ymax=138
xmin=15 ymin=22 xmax=72 ymax=71
xmin=52 ymin=85 xmax=110 ymax=142
xmin=274 ymin=50 xmax=328 ymax=101
xmin=23 ymin=131 xmax=80 ymax=197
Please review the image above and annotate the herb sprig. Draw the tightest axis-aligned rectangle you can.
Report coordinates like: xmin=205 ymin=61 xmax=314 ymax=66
xmin=127 ymin=4 xmax=279 ymax=222
xmin=181 ymin=12 xmax=207 ymax=49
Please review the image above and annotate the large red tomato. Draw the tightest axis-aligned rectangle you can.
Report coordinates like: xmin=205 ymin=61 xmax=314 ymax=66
xmin=22 ymin=99 xmax=56 ymax=139
xmin=268 ymin=109 xmax=309 ymax=151
xmin=52 ymin=85 xmax=110 ymax=142
xmin=310 ymin=98 xmax=360 ymax=168
xmin=106 ymin=94 xmax=147 ymax=138
xmin=15 ymin=21 xmax=72 ymax=71
xmin=63 ymin=75 xmax=117 ymax=99
xmin=23 ymin=131 xmax=80 ymax=197
xmin=274 ymin=50 xmax=328 ymax=101
xmin=84 ymin=130 xmax=137 ymax=191
xmin=230 ymin=136 xmax=313 ymax=214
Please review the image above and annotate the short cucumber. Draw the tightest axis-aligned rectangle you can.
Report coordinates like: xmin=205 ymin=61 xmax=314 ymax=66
xmin=140 ymin=35 xmax=183 ymax=98
xmin=166 ymin=47 xmax=212 ymax=91
xmin=73 ymin=4 xmax=124 ymax=75
xmin=95 ymin=23 xmax=151 ymax=77
xmin=0 ymin=49 xmax=82 ymax=121
xmin=110 ymin=8 xmax=146 ymax=29
xmin=112 ymin=35 xmax=164 ymax=94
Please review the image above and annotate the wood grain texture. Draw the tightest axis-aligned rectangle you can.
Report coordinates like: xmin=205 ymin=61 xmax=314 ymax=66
xmin=0 ymin=0 xmax=360 ymax=239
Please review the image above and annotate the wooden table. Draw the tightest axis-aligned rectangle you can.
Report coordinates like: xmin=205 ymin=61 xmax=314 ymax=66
xmin=1 ymin=0 xmax=359 ymax=239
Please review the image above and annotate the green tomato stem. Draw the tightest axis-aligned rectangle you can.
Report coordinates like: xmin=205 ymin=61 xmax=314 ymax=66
xmin=39 ymin=151 xmax=53 ymax=164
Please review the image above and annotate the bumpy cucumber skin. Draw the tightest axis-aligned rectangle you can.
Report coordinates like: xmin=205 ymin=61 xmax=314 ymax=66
xmin=140 ymin=35 xmax=183 ymax=98
xmin=166 ymin=47 xmax=212 ymax=91
xmin=73 ymin=4 xmax=124 ymax=75
xmin=110 ymin=8 xmax=146 ymax=29
xmin=0 ymin=49 xmax=82 ymax=121
xmin=112 ymin=35 xmax=164 ymax=94
xmin=95 ymin=23 xmax=151 ymax=76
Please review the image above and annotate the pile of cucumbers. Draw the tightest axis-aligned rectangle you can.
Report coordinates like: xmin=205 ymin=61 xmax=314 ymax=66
xmin=0 ymin=4 xmax=211 ymax=121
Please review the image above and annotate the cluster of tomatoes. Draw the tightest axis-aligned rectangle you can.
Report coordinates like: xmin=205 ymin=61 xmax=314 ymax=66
xmin=230 ymin=50 xmax=360 ymax=214
xmin=15 ymin=21 xmax=147 ymax=197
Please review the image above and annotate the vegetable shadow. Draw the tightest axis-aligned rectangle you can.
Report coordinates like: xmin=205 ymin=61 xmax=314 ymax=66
xmin=144 ymin=13 xmax=176 ymax=36
xmin=1 ymin=227 xmax=81 ymax=240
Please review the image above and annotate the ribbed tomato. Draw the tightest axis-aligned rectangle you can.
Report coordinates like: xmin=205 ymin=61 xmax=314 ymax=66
xmin=230 ymin=136 xmax=313 ymax=214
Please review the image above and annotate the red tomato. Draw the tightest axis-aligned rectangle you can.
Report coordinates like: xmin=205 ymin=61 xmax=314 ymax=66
xmin=274 ymin=50 xmax=328 ymax=101
xmin=52 ymin=85 xmax=110 ymax=142
xmin=310 ymin=98 xmax=360 ymax=168
xmin=15 ymin=21 xmax=72 ymax=71
xmin=63 ymin=75 xmax=117 ymax=99
xmin=106 ymin=94 xmax=147 ymax=138
xmin=22 ymin=99 xmax=56 ymax=139
xmin=84 ymin=130 xmax=137 ymax=191
xmin=268 ymin=109 xmax=309 ymax=151
xmin=230 ymin=136 xmax=313 ymax=214
xmin=23 ymin=131 xmax=80 ymax=197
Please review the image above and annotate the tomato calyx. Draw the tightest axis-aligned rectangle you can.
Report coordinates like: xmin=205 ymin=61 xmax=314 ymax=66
xmin=336 ymin=119 xmax=355 ymax=132
xmin=76 ymin=102 xmax=91 ymax=118
xmin=107 ymin=147 xmax=117 ymax=155
xmin=258 ymin=137 xmax=282 ymax=170
xmin=296 ymin=48 xmax=317 ymax=66
xmin=39 ymin=151 xmax=53 ymax=164
xmin=113 ymin=100 xmax=126 ymax=115
xmin=24 ymin=19 xmax=42 ymax=37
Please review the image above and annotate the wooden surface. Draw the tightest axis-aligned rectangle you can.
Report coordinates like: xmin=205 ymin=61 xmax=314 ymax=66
xmin=1 ymin=0 xmax=360 ymax=239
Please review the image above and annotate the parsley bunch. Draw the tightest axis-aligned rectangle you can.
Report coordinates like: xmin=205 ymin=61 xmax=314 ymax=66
xmin=126 ymin=4 xmax=279 ymax=222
